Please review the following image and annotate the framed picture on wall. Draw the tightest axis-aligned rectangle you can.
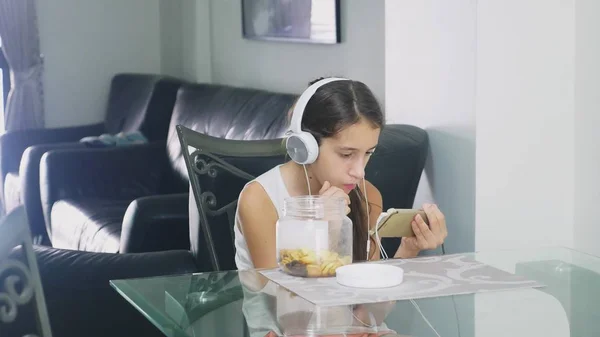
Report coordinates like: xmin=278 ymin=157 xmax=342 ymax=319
xmin=242 ymin=0 xmax=341 ymax=44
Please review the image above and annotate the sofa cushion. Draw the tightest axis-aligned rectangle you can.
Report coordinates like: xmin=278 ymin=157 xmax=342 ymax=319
xmin=50 ymin=198 xmax=132 ymax=253
xmin=104 ymin=74 xmax=186 ymax=142
xmin=163 ymin=83 xmax=298 ymax=192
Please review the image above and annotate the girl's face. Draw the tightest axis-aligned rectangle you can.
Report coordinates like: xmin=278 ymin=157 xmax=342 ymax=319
xmin=311 ymin=119 xmax=381 ymax=194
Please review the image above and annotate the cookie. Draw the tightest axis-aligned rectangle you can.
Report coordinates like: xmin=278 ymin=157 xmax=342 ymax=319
xmin=279 ymin=248 xmax=351 ymax=277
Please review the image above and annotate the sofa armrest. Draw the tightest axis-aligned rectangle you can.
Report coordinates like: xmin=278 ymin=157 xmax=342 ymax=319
xmin=120 ymin=193 xmax=190 ymax=254
xmin=19 ymin=142 xmax=87 ymax=243
xmin=39 ymin=141 xmax=167 ymax=235
xmin=0 ymin=123 xmax=103 ymax=175
xmin=26 ymin=245 xmax=198 ymax=337
xmin=0 ymin=123 xmax=104 ymax=213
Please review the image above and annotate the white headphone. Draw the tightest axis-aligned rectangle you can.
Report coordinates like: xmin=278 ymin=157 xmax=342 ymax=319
xmin=285 ymin=77 xmax=350 ymax=165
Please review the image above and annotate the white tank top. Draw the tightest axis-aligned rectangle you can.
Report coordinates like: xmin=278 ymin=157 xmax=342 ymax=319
xmin=234 ymin=164 xmax=289 ymax=271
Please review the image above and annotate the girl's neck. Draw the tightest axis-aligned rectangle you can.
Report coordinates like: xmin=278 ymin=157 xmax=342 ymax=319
xmin=281 ymin=161 xmax=323 ymax=196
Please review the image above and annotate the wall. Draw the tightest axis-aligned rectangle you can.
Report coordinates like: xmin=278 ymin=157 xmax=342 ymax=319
xmin=385 ymin=0 xmax=596 ymax=256
xmin=36 ymin=0 xmax=384 ymax=126
xmin=386 ymin=0 xmax=595 ymax=255
xmin=574 ymin=0 xmax=600 ymax=257
xmin=160 ymin=0 xmax=184 ymax=78
xmin=475 ymin=0 xmax=575 ymax=251
xmin=474 ymin=0 xmax=578 ymax=332
xmin=208 ymin=0 xmax=385 ymax=103
xmin=384 ymin=3 xmax=476 ymax=334
xmin=36 ymin=0 xmax=162 ymax=127
xmin=385 ymin=0 xmax=477 ymax=254
xmin=181 ymin=0 xmax=213 ymax=83
xmin=385 ymin=0 xmax=595 ymax=332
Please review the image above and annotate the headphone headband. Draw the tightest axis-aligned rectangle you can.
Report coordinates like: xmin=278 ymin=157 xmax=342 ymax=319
xmin=287 ymin=77 xmax=350 ymax=135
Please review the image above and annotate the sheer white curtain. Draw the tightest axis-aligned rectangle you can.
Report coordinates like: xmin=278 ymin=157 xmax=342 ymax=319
xmin=0 ymin=37 xmax=7 ymax=131
xmin=0 ymin=0 xmax=45 ymax=131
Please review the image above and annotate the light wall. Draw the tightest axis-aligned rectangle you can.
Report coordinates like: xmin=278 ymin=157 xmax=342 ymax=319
xmin=385 ymin=0 xmax=477 ymax=254
xmin=574 ymin=0 xmax=600 ymax=257
xmin=37 ymin=0 xmax=384 ymax=126
xmin=386 ymin=0 xmax=600 ymax=256
xmin=386 ymin=1 xmax=600 ymax=334
xmin=159 ymin=0 xmax=184 ymax=78
xmin=207 ymin=0 xmax=386 ymax=102
xmin=36 ymin=0 xmax=163 ymax=128
xmin=475 ymin=0 xmax=575 ymax=251
xmin=181 ymin=0 xmax=213 ymax=83
xmin=466 ymin=0 xmax=599 ymax=256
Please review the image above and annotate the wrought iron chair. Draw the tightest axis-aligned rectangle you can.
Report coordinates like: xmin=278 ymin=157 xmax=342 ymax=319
xmin=176 ymin=125 xmax=287 ymax=272
xmin=1 ymin=206 xmax=52 ymax=337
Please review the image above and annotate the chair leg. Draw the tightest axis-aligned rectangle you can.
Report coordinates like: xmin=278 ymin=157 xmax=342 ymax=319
xmin=23 ymin=233 xmax=53 ymax=337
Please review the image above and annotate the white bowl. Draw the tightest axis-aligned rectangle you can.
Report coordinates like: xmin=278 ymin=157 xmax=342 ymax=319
xmin=336 ymin=263 xmax=404 ymax=288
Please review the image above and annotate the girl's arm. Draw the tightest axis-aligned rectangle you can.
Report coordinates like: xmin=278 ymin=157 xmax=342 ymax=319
xmin=238 ymin=182 xmax=280 ymax=269
xmin=363 ymin=180 xmax=383 ymax=260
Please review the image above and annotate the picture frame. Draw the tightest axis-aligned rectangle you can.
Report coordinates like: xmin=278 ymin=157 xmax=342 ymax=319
xmin=241 ymin=0 xmax=341 ymax=45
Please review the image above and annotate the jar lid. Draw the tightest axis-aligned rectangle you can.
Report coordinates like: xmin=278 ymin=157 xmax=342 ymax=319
xmin=335 ymin=263 xmax=404 ymax=288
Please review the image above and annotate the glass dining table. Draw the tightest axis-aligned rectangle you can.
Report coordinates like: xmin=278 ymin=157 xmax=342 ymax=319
xmin=110 ymin=247 xmax=600 ymax=337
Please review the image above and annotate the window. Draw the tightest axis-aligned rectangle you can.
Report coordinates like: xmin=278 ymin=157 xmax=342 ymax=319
xmin=0 ymin=38 xmax=10 ymax=131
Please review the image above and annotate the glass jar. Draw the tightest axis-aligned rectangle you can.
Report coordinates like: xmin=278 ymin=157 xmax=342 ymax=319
xmin=276 ymin=195 xmax=353 ymax=278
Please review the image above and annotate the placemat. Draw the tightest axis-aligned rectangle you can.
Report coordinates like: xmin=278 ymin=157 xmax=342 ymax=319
xmin=260 ymin=254 xmax=544 ymax=306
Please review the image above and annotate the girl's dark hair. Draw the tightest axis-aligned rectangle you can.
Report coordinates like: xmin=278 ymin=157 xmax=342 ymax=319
xmin=299 ymin=77 xmax=384 ymax=262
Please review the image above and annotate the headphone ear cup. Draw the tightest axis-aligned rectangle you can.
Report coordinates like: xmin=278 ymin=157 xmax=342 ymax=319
xmin=285 ymin=131 xmax=319 ymax=165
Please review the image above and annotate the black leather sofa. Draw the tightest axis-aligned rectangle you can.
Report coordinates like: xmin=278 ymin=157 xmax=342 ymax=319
xmin=39 ymin=83 xmax=298 ymax=253
xmin=38 ymin=81 xmax=433 ymax=256
xmin=0 ymin=73 xmax=185 ymax=244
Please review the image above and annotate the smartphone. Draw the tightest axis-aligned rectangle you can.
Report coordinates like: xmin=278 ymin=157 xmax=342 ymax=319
xmin=373 ymin=209 xmax=428 ymax=238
